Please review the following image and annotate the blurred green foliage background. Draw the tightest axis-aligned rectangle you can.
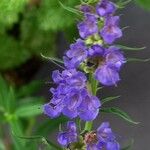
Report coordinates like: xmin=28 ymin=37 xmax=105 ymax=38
xmin=0 ymin=0 xmax=149 ymax=149
xmin=0 ymin=0 xmax=79 ymax=71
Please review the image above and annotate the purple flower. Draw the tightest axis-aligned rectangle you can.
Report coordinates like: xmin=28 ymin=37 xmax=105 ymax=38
xmin=64 ymin=39 xmax=88 ymax=69
xmin=105 ymin=46 xmax=126 ymax=70
xmin=52 ymin=70 xmax=64 ymax=84
xmin=78 ymin=89 xmax=101 ymax=121
xmin=80 ymin=4 xmax=94 ymax=13
xmin=62 ymin=89 xmax=82 ymax=118
xmin=57 ymin=121 xmax=77 ymax=147
xmin=44 ymin=69 xmax=101 ymax=121
xmin=88 ymin=44 xmax=105 ymax=57
xmin=43 ymin=98 xmax=64 ymax=118
xmin=100 ymin=16 xmax=122 ymax=44
xmin=78 ymin=14 xmax=98 ymax=39
xmin=85 ymin=122 xmax=120 ymax=150
xmin=96 ymin=0 xmax=116 ymax=17
xmin=95 ymin=64 xmax=120 ymax=86
xmin=93 ymin=46 xmax=126 ymax=86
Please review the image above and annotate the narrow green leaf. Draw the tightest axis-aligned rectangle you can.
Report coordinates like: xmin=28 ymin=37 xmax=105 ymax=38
xmin=41 ymin=53 xmax=64 ymax=64
xmin=13 ymin=135 xmax=62 ymax=150
xmin=101 ymin=107 xmax=139 ymax=125
xmin=101 ymin=96 xmax=121 ymax=105
xmin=59 ymin=1 xmax=82 ymax=16
xmin=0 ymin=75 xmax=8 ymax=110
xmin=116 ymin=0 xmax=132 ymax=8
xmin=5 ymin=86 xmax=16 ymax=113
xmin=15 ymin=103 xmax=43 ymax=118
xmin=127 ymin=58 xmax=150 ymax=62
xmin=17 ymin=80 xmax=43 ymax=98
xmin=9 ymin=119 xmax=25 ymax=150
xmin=36 ymin=116 xmax=68 ymax=136
xmin=41 ymin=53 xmax=64 ymax=69
xmin=116 ymin=44 xmax=146 ymax=51
xmin=18 ymin=97 xmax=44 ymax=107
xmin=0 ymin=139 xmax=5 ymax=150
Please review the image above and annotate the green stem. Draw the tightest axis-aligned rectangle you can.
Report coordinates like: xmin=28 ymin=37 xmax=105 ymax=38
xmin=84 ymin=73 xmax=98 ymax=131
xmin=84 ymin=121 xmax=93 ymax=131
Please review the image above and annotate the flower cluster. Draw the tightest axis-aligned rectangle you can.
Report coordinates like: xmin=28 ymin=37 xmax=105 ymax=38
xmin=44 ymin=69 xmax=101 ymax=121
xmin=64 ymin=0 xmax=126 ymax=86
xmin=85 ymin=122 xmax=120 ymax=150
xmin=58 ymin=121 xmax=120 ymax=150
xmin=57 ymin=121 xmax=78 ymax=147
xmin=43 ymin=0 xmax=127 ymax=149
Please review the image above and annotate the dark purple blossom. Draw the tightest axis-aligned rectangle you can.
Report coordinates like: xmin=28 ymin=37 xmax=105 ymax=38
xmin=105 ymin=46 xmax=126 ymax=70
xmin=57 ymin=121 xmax=77 ymax=147
xmin=78 ymin=14 xmax=98 ymax=39
xmin=101 ymin=16 xmax=122 ymax=44
xmin=52 ymin=69 xmax=87 ymax=89
xmin=95 ymin=64 xmax=120 ymax=86
xmin=78 ymin=89 xmax=101 ymax=121
xmin=64 ymin=39 xmax=88 ymax=69
xmin=88 ymin=44 xmax=105 ymax=57
xmin=43 ymin=97 xmax=64 ymax=118
xmin=89 ymin=45 xmax=125 ymax=86
xmin=96 ymin=0 xmax=116 ymax=17
xmin=44 ymin=69 xmax=101 ymax=121
xmin=62 ymin=89 xmax=82 ymax=119
xmin=80 ymin=4 xmax=94 ymax=13
xmin=85 ymin=122 xmax=120 ymax=150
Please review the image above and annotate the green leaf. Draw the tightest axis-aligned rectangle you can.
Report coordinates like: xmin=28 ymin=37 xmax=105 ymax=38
xmin=17 ymin=80 xmax=43 ymax=98
xmin=101 ymin=96 xmax=121 ymax=105
xmin=0 ymin=139 xmax=5 ymax=150
xmin=127 ymin=58 xmax=150 ymax=62
xmin=116 ymin=45 xmax=146 ymax=51
xmin=0 ymin=34 xmax=30 ymax=70
xmin=5 ymin=86 xmax=16 ymax=113
xmin=0 ymin=75 xmax=8 ymax=110
xmin=0 ymin=76 xmax=16 ymax=113
xmin=15 ymin=103 xmax=43 ymax=118
xmin=9 ymin=119 xmax=25 ymax=150
xmin=41 ymin=54 xmax=64 ymax=69
xmin=36 ymin=116 xmax=68 ymax=136
xmin=116 ymin=0 xmax=132 ymax=8
xmin=35 ymin=0 xmax=80 ymax=31
xmin=13 ymin=135 xmax=62 ymax=150
xmin=101 ymin=107 xmax=139 ymax=125
xmin=20 ymin=14 xmax=57 ymax=56
xmin=0 ymin=0 xmax=27 ymax=27
xmin=41 ymin=54 xmax=64 ymax=64
xmin=59 ymin=1 xmax=82 ymax=16
xmin=18 ymin=97 xmax=44 ymax=107
xmin=135 ymin=0 xmax=150 ymax=10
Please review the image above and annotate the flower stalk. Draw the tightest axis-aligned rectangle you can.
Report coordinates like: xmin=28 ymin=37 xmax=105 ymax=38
xmin=43 ymin=0 xmax=133 ymax=149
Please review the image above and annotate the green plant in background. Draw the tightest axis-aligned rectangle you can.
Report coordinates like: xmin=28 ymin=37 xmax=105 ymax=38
xmin=0 ymin=0 xmax=150 ymax=150
xmin=0 ymin=75 xmax=69 ymax=149
xmin=135 ymin=0 xmax=150 ymax=10
xmin=0 ymin=0 xmax=80 ymax=71
xmin=0 ymin=75 xmax=43 ymax=149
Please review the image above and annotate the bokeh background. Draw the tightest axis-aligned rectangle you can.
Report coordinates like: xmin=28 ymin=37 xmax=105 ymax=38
xmin=0 ymin=0 xmax=150 ymax=149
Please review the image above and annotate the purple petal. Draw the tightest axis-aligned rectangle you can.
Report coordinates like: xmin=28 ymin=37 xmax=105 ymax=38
xmin=106 ymin=142 xmax=120 ymax=150
xmin=43 ymin=103 xmax=63 ymax=118
xmin=96 ymin=0 xmax=116 ymax=17
xmin=57 ymin=132 xmax=68 ymax=146
xmin=78 ymin=14 xmax=98 ymax=39
xmin=95 ymin=65 xmax=120 ymax=86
